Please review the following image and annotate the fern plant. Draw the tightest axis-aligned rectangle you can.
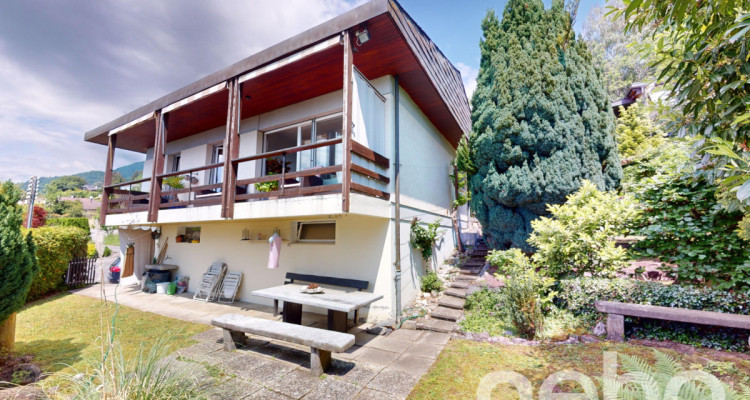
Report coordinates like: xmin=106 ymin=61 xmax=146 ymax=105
xmin=602 ymin=349 xmax=750 ymax=400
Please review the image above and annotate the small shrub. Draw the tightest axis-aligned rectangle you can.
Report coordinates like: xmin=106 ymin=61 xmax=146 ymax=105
xmin=485 ymin=248 xmax=533 ymax=276
xmin=499 ymin=272 xmax=545 ymax=339
xmin=529 ymin=180 xmax=639 ymax=278
xmin=25 ymin=226 xmax=88 ymax=301
xmin=420 ymin=272 xmax=443 ymax=293
xmin=46 ymin=217 xmax=91 ymax=236
xmin=87 ymin=243 xmax=99 ymax=258
xmin=102 ymin=247 xmax=112 ymax=257
xmin=461 ymin=288 xmax=510 ymax=336
xmin=615 ymin=104 xmax=665 ymax=159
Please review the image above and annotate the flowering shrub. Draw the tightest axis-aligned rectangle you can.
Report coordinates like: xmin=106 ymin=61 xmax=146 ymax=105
xmin=25 ymin=226 xmax=88 ymax=301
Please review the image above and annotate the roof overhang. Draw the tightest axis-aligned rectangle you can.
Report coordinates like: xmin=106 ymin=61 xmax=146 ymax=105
xmin=84 ymin=0 xmax=471 ymax=152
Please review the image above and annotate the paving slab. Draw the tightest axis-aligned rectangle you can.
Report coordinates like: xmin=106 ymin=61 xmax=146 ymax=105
xmin=248 ymin=388 xmax=294 ymax=400
xmin=366 ymin=336 xmax=412 ymax=353
xmin=324 ymin=359 xmax=382 ymax=386
xmin=420 ymin=319 xmax=458 ymax=333
xmin=449 ymin=281 xmax=469 ymax=289
xmin=403 ymin=342 xmax=444 ymax=360
xmin=388 ymin=353 xmax=435 ymax=375
xmin=366 ymin=369 xmax=421 ymax=397
xmin=353 ymin=347 xmax=400 ymax=367
xmin=265 ymin=368 xmax=319 ymax=399
xmin=354 ymin=388 xmax=405 ymax=400
xmin=386 ymin=329 xmax=423 ymax=342
xmin=205 ymin=378 xmax=262 ymax=400
xmin=354 ymin=332 xmax=382 ymax=347
xmin=416 ymin=331 xmax=452 ymax=346
xmin=301 ymin=377 xmax=361 ymax=400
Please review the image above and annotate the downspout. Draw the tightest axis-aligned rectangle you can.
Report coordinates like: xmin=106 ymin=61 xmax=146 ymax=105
xmin=393 ymin=75 xmax=402 ymax=323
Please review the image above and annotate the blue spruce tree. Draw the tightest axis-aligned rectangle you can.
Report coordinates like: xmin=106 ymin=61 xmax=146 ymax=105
xmin=468 ymin=0 xmax=622 ymax=251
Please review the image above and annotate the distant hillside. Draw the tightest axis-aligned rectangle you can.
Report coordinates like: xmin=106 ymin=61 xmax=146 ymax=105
xmin=30 ymin=162 xmax=144 ymax=192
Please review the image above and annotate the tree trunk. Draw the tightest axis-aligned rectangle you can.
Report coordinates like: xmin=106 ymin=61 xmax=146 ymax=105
xmin=0 ymin=313 xmax=17 ymax=351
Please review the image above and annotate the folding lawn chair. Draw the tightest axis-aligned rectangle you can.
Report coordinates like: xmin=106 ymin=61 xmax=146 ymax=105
xmin=217 ymin=271 xmax=243 ymax=304
xmin=193 ymin=262 xmax=227 ymax=302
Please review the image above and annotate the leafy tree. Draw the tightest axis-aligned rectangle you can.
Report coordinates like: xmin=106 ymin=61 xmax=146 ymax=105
xmin=468 ymin=0 xmax=622 ymax=251
xmin=580 ymin=1 xmax=657 ymax=100
xmin=0 ymin=181 xmax=38 ymax=331
xmin=615 ymin=1 xmax=750 ymax=206
xmin=45 ymin=197 xmax=85 ymax=218
xmin=23 ymin=205 xmax=47 ymax=228
xmin=615 ymin=104 xmax=664 ymax=159
xmin=45 ymin=176 xmax=87 ymax=194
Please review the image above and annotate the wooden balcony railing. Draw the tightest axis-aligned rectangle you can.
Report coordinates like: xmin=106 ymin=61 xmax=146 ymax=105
xmin=101 ymin=139 xmax=390 ymax=221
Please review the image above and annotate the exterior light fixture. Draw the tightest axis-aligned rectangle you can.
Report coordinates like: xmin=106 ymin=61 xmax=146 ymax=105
xmin=355 ymin=29 xmax=370 ymax=46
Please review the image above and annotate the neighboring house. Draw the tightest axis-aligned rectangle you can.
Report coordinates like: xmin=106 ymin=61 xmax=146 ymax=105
xmin=58 ymin=196 xmax=100 ymax=212
xmin=83 ymin=184 xmax=101 ymax=191
xmin=83 ymin=0 xmax=471 ymax=323
xmin=611 ymin=82 xmax=670 ymax=117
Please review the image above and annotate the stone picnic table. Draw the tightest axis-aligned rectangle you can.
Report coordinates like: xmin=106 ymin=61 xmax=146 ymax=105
xmin=251 ymin=283 xmax=383 ymax=332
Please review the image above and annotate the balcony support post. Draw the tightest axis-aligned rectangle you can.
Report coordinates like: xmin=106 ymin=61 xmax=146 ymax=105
xmin=221 ymin=77 xmax=241 ymax=219
xmin=341 ymin=30 xmax=354 ymax=212
xmin=100 ymin=133 xmax=117 ymax=226
xmin=148 ymin=111 xmax=167 ymax=222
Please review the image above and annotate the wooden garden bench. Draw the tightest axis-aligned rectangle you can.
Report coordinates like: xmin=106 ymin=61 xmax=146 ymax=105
xmin=595 ymin=300 xmax=750 ymax=345
xmin=211 ymin=314 xmax=355 ymax=376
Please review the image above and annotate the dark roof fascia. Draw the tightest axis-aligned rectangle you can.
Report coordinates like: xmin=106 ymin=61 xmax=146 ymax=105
xmin=84 ymin=0 xmax=389 ymax=142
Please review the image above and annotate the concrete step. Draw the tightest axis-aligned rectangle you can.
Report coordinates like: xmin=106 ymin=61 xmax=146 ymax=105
xmin=419 ymin=319 xmax=459 ymax=333
xmin=438 ymin=296 xmax=466 ymax=310
xmin=454 ymin=275 xmax=476 ymax=282
xmin=458 ymin=269 xmax=480 ymax=276
xmin=444 ymin=288 xmax=467 ymax=298
xmin=449 ymin=281 xmax=469 ymax=289
xmin=431 ymin=306 xmax=463 ymax=321
xmin=462 ymin=261 xmax=485 ymax=267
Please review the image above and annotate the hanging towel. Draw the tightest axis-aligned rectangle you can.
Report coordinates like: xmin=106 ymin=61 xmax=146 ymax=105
xmin=267 ymin=232 xmax=282 ymax=269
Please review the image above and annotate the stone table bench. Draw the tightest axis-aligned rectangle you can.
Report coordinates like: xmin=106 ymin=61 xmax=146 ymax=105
xmin=211 ymin=313 xmax=355 ymax=376
xmin=595 ymin=300 xmax=750 ymax=345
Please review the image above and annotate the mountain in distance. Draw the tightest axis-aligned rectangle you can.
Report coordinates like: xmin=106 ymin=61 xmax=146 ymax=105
xmin=30 ymin=161 xmax=144 ymax=192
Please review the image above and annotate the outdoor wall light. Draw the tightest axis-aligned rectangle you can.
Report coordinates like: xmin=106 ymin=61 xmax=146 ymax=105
xmin=355 ymin=29 xmax=370 ymax=46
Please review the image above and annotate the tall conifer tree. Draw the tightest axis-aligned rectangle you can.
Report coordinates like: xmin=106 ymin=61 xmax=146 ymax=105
xmin=468 ymin=0 xmax=621 ymax=251
xmin=0 ymin=182 xmax=38 ymax=328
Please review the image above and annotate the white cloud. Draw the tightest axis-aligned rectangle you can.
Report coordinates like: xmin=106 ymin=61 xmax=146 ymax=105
xmin=0 ymin=0 xmax=360 ymax=182
xmin=455 ymin=62 xmax=478 ymax=101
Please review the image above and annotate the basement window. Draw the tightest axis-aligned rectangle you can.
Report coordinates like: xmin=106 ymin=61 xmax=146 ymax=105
xmin=294 ymin=221 xmax=335 ymax=244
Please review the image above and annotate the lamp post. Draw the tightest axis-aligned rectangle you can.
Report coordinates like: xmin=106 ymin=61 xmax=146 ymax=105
xmin=26 ymin=176 xmax=38 ymax=229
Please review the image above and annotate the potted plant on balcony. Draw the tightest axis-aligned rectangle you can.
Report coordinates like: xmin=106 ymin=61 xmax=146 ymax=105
xmin=255 ymin=158 xmax=290 ymax=199
xmin=162 ymin=176 xmax=186 ymax=206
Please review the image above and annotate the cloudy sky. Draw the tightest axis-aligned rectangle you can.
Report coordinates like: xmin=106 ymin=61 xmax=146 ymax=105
xmin=0 ymin=0 xmax=603 ymax=182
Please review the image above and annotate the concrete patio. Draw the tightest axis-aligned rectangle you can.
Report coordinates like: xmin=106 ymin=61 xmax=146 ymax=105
xmin=72 ymin=283 xmax=450 ymax=399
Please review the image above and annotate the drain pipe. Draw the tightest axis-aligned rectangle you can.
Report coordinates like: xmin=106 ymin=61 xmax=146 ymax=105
xmin=393 ymin=75 xmax=402 ymax=324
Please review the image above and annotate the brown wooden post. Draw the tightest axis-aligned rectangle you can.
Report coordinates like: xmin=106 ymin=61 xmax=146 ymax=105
xmin=341 ymin=30 xmax=354 ymax=212
xmin=148 ymin=111 xmax=167 ymax=222
xmin=221 ymin=77 xmax=241 ymax=219
xmin=100 ymin=133 xmax=117 ymax=226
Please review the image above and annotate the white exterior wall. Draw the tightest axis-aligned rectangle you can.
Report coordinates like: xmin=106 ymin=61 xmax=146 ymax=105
xmin=157 ymin=214 xmax=394 ymax=322
xmin=120 ymin=74 xmax=460 ymax=322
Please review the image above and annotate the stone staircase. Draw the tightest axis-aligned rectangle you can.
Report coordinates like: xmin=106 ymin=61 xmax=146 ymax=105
xmin=417 ymin=240 xmax=489 ymax=333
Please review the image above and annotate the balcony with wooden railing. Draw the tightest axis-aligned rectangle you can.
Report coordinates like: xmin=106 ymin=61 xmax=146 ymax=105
xmin=101 ymin=137 xmax=390 ymax=224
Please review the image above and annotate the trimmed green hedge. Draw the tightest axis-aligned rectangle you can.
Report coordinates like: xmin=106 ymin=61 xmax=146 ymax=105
xmin=46 ymin=217 xmax=91 ymax=236
xmin=24 ymin=226 xmax=88 ymax=301
xmin=558 ymin=278 xmax=750 ymax=351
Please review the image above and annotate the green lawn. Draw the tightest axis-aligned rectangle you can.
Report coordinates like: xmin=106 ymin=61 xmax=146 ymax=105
xmin=103 ymin=233 xmax=120 ymax=246
xmin=15 ymin=293 xmax=208 ymax=381
xmin=409 ymin=339 xmax=750 ymax=399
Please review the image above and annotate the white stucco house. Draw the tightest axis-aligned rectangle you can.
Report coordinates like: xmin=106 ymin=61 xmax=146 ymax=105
xmin=84 ymin=0 xmax=471 ymax=323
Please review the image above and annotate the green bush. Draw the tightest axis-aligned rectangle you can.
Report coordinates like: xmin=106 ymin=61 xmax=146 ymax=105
xmin=461 ymin=288 xmax=511 ymax=337
xmin=46 ymin=217 xmax=91 ymax=236
xmin=486 ymin=249 xmax=556 ymax=310
xmin=558 ymin=278 xmax=750 ymax=351
xmin=420 ymin=272 xmax=443 ymax=293
xmin=528 ymin=181 xmax=639 ymax=278
xmin=410 ymin=218 xmax=441 ymax=263
xmin=615 ymin=104 xmax=664 ymax=159
xmin=25 ymin=226 xmax=89 ymax=301
xmin=102 ymin=246 xmax=112 ymax=257
xmin=635 ymin=174 xmax=750 ymax=290
xmin=499 ymin=273 xmax=545 ymax=339
xmin=87 ymin=242 xmax=99 ymax=258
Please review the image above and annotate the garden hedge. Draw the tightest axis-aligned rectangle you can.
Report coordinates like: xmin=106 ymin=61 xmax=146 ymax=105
xmin=46 ymin=217 xmax=91 ymax=236
xmin=24 ymin=226 xmax=88 ymax=301
xmin=558 ymin=278 xmax=750 ymax=351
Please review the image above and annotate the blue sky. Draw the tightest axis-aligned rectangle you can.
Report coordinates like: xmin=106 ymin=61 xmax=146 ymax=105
xmin=0 ymin=0 xmax=606 ymax=182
